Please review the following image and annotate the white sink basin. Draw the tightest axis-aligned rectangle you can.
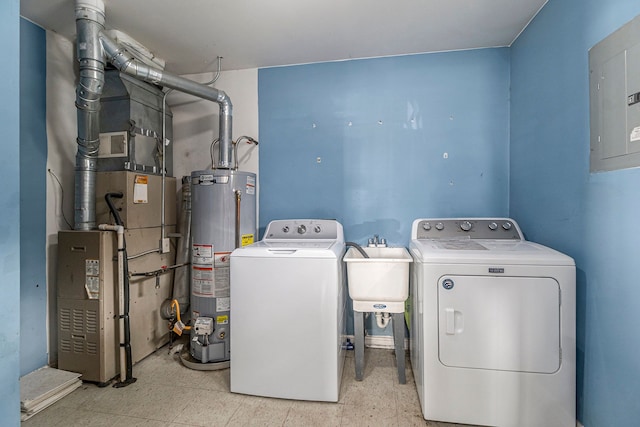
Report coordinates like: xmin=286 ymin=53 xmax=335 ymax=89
xmin=344 ymin=247 xmax=412 ymax=313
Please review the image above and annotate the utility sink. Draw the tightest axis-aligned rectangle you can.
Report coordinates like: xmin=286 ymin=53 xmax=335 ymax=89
xmin=344 ymin=247 xmax=413 ymax=313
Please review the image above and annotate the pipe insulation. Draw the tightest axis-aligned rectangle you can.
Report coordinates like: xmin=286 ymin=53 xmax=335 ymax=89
xmin=73 ymin=0 xmax=234 ymax=230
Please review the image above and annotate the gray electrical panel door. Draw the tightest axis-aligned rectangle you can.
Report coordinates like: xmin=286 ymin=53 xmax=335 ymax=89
xmin=590 ymin=14 xmax=640 ymax=172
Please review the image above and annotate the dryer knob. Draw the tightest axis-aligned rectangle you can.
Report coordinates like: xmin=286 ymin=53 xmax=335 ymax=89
xmin=314 ymin=225 xmax=322 ymax=233
xmin=297 ymin=224 xmax=307 ymax=234
xmin=435 ymin=222 xmax=444 ymax=231
xmin=422 ymin=222 xmax=432 ymax=231
xmin=488 ymin=222 xmax=498 ymax=230
xmin=460 ymin=221 xmax=472 ymax=231
xmin=282 ymin=226 xmax=290 ymax=233
xmin=502 ymin=222 xmax=512 ymax=230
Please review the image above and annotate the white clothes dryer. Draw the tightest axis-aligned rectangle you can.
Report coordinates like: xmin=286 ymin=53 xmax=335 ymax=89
xmin=230 ymin=219 xmax=346 ymax=402
xmin=409 ymin=218 xmax=575 ymax=427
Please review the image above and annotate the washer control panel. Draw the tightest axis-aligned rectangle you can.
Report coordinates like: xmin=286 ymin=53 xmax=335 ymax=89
xmin=414 ymin=218 xmax=523 ymax=240
xmin=264 ymin=219 xmax=341 ymax=240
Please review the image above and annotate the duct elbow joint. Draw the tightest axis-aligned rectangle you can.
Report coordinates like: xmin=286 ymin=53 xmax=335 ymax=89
xmin=218 ymin=91 xmax=233 ymax=110
xmin=99 ymin=33 xmax=134 ymax=72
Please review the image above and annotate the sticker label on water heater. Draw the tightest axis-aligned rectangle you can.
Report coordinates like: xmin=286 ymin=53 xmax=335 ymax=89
xmin=241 ymin=234 xmax=255 ymax=247
xmin=192 ymin=244 xmax=213 ymax=264
xmin=192 ymin=266 xmax=214 ymax=297
xmin=246 ymin=176 xmax=255 ymax=195
xmin=216 ymin=297 xmax=230 ymax=312
xmin=199 ymin=174 xmax=214 ymax=184
xmin=631 ymin=126 xmax=640 ymax=142
xmin=213 ymin=252 xmax=231 ymax=299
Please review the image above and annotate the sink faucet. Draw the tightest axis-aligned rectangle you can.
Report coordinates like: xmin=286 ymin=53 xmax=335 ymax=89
xmin=368 ymin=235 xmax=387 ymax=247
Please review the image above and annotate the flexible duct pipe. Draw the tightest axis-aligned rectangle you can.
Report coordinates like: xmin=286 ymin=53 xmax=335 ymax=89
xmin=74 ymin=0 xmax=106 ymax=230
xmin=99 ymin=34 xmax=234 ymax=169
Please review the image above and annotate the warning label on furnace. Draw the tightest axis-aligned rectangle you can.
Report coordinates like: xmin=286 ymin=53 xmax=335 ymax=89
xmin=85 ymin=259 xmax=100 ymax=299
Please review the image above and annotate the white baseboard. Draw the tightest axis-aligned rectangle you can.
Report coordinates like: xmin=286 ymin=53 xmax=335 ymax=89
xmin=345 ymin=334 xmax=409 ymax=350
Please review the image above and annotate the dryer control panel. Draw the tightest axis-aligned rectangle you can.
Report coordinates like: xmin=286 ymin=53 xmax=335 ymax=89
xmin=413 ymin=218 xmax=523 ymax=240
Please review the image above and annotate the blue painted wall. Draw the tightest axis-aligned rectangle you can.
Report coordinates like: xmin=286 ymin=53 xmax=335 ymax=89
xmin=20 ymin=19 xmax=48 ymax=376
xmin=259 ymin=49 xmax=510 ymax=336
xmin=259 ymin=49 xmax=510 ymax=247
xmin=0 ymin=0 xmax=21 ymax=423
xmin=510 ymin=0 xmax=640 ymax=425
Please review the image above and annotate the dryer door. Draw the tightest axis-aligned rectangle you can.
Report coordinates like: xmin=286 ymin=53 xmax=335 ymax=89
xmin=438 ymin=275 xmax=560 ymax=373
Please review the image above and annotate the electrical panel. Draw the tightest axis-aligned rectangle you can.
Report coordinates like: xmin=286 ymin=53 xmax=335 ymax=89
xmin=590 ymin=14 xmax=640 ymax=172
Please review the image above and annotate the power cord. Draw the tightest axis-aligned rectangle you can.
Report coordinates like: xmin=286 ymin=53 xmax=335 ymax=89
xmin=47 ymin=168 xmax=73 ymax=229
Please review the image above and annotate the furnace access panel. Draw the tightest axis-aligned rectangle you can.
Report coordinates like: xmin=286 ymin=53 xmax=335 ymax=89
xmin=590 ymin=14 xmax=640 ymax=172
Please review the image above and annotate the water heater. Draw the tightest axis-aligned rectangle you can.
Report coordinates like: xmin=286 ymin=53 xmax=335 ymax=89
xmin=189 ymin=169 xmax=257 ymax=365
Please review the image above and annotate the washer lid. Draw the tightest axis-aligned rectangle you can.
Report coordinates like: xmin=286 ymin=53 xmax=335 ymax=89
xmin=410 ymin=239 xmax=574 ymax=266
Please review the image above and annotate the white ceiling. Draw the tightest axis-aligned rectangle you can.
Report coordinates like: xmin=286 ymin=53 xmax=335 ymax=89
xmin=21 ymin=0 xmax=547 ymax=75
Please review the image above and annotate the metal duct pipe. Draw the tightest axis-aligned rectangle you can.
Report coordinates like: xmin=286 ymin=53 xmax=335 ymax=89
xmin=99 ymin=34 xmax=234 ymax=169
xmin=74 ymin=0 xmax=106 ymax=230
xmin=74 ymin=0 xmax=234 ymax=230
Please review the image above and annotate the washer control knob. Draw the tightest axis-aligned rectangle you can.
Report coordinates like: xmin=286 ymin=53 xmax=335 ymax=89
xmin=314 ymin=225 xmax=322 ymax=233
xmin=502 ymin=222 xmax=512 ymax=230
xmin=488 ymin=222 xmax=498 ymax=230
xmin=297 ymin=224 xmax=307 ymax=234
xmin=460 ymin=221 xmax=472 ymax=231
xmin=435 ymin=222 xmax=444 ymax=231
xmin=422 ymin=222 xmax=432 ymax=231
xmin=282 ymin=226 xmax=290 ymax=233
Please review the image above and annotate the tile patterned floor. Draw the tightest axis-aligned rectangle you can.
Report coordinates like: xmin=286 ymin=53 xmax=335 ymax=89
xmin=22 ymin=345 xmax=476 ymax=426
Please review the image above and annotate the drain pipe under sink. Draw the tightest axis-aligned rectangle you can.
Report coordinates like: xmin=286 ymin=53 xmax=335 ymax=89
xmin=375 ymin=312 xmax=391 ymax=329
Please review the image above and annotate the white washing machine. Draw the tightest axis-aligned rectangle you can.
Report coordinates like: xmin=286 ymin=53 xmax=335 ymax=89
xmin=230 ymin=219 xmax=346 ymax=402
xmin=409 ymin=218 xmax=575 ymax=427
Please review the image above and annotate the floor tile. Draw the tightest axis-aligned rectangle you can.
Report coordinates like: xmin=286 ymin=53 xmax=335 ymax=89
xmin=170 ymin=389 xmax=245 ymax=426
xmin=22 ymin=345 xmax=488 ymax=427
xmin=225 ymin=395 xmax=293 ymax=426
xmin=284 ymin=400 xmax=344 ymax=427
